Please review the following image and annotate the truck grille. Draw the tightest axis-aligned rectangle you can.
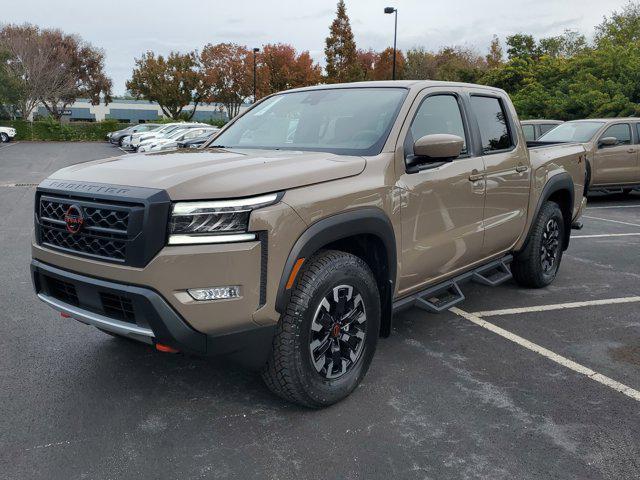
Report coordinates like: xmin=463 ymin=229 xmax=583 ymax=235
xmin=35 ymin=181 xmax=171 ymax=267
xmin=38 ymin=197 xmax=134 ymax=262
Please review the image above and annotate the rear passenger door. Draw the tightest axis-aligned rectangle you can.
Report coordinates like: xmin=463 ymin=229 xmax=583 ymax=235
xmin=594 ymin=123 xmax=636 ymax=185
xmin=468 ymin=93 xmax=531 ymax=257
xmin=396 ymin=90 xmax=486 ymax=295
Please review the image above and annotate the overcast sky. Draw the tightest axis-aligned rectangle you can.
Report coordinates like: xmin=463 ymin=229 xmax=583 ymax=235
xmin=1 ymin=0 xmax=628 ymax=95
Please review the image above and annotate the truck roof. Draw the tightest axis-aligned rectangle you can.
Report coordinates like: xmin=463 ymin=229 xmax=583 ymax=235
xmin=286 ymin=80 xmax=506 ymax=95
xmin=568 ymin=117 xmax=640 ymax=123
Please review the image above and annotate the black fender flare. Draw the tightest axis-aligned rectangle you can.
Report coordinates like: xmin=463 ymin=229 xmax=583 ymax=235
xmin=275 ymin=208 xmax=397 ymax=317
xmin=525 ymin=172 xmax=575 ymax=251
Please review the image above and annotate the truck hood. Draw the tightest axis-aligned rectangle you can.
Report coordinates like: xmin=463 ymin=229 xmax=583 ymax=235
xmin=47 ymin=148 xmax=366 ymax=199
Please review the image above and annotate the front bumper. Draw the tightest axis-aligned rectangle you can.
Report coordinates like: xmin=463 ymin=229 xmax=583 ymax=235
xmin=31 ymin=259 xmax=275 ymax=367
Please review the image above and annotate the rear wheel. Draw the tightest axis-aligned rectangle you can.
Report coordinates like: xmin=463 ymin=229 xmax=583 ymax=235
xmin=262 ymin=250 xmax=380 ymax=408
xmin=512 ymin=202 xmax=565 ymax=288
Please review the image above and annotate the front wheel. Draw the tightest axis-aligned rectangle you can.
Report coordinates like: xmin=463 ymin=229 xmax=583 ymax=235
xmin=262 ymin=250 xmax=380 ymax=408
xmin=512 ymin=202 xmax=565 ymax=288
xmin=0 ymin=133 xmax=8 ymax=143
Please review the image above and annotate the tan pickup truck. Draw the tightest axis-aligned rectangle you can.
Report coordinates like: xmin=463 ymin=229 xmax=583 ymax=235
xmin=31 ymin=81 xmax=586 ymax=407
xmin=538 ymin=118 xmax=640 ymax=194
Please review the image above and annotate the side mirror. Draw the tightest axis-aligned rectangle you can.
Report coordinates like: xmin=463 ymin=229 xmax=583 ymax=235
xmin=413 ymin=134 xmax=464 ymax=160
xmin=599 ymin=136 xmax=618 ymax=147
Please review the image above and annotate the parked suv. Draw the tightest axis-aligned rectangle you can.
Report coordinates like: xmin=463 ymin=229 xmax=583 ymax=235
xmin=0 ymin=125 xmax=17 ymax=142
xmin=539 ymin=118 xmax=640 ymax=194
xmin=31 ymin=81 xmax=586 ymax=407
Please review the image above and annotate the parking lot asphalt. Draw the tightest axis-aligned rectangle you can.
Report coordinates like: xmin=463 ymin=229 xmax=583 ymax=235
xmin=1 ymin=142 xmax=639 ymax=480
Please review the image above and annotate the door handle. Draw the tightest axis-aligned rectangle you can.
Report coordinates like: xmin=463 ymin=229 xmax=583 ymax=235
xmin=468 ymin=170 xmax=484 ymax=182
xmin=627 ymin=148 xmax=636 ymax=153
xmin=515 ymin=164 xmax=528 ymax=173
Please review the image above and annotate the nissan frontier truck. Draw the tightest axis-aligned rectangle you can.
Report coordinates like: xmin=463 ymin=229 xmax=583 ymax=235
xmin=32 ymin=81 xmax=587 ymax=407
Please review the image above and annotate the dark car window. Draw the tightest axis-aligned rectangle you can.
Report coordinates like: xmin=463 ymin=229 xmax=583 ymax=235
xmin=601 ymin=124 xmax=631 ymax=146
xmin=539 ymin=123 xmax=558 ymax=135
xmin=407 ymin=95 xmax=467 ymax=155
xmin=470 ymin=96 xmax=513 ymax=152
xmin=522 ymin=124 xmax=535 ymax=141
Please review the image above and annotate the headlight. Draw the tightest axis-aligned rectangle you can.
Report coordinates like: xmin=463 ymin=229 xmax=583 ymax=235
xmin=167 ymin=193 xmax=280 ymax=245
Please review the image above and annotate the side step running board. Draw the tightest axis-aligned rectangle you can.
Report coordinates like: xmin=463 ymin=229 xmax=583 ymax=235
xmin=415 ymin=282 xmax=465 ymax=313
xmin=393 ymin=255 xmax=513 ymax=314
xmin=472 ymin=258 xmax=513 ymax=287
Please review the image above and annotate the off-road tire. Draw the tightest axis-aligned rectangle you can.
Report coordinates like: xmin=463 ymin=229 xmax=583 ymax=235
xmin=512 ymin=202 xmax=565 ymax=288
xmin=262 ymin=250 xmax=380 ymax=408
xmin=0 ymin=133 xmax=8 ymax=143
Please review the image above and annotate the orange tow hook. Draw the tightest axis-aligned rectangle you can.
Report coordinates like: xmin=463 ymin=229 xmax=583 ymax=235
xmin=155 ymin=343 xmax=179 ymax=353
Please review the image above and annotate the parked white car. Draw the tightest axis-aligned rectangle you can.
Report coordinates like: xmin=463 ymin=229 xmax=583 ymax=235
xmin=0 ymin=126 xmax=17 ymax=143
xmin=129 ymin=123 xmax=208 ymax=150
xmin=142 ymin=127 xmax=219 ymax=152
xmin=137 ymin=128 xmax=190 ymax=152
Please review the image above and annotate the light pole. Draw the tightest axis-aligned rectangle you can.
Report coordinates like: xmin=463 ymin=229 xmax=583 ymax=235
xmin=253 ymin=47 xmax=260 ymax=103
xmin=384 ymin=7 xmax=398 ymax=80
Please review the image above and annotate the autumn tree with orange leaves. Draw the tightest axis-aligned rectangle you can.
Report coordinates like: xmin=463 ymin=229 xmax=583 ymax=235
xmin=201 ymin=43 xmax=253 ymax=118
xmin=257 ymin=43 xmax=321 ymax=97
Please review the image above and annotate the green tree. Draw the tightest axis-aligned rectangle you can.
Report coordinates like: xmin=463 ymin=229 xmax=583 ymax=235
xmin=0 ymin=49 xmax=22 ymax=118
xmin=324 ymin=0 xmax=361 ymax=83
xmin=404 ymin=47 xmax=437 ymax=79
xmin=486 ymin=36 xmax=503 ymax=68
xmin=595 ymin=1 xmax=640 ymax=46
xmin=127 ymin=51 xmax=208 ymax=120
xmin=506 ymin=33 xmax=539 ymax=60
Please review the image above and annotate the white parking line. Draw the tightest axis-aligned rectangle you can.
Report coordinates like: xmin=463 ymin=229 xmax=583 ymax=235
xmin=587 ymin=204 xmax=640 ymax=210
xmin=471 ymin=296 xmax=640 ymax=317
xmin=450 ymin=307 xmax=640 ymax=402
xmin=0 ymin=141 xmax=20 ymax=150
xmin=572 ymin=232 xmax=640 ymax=239
xmin=583 ymin=215 xmax=640 ymax=228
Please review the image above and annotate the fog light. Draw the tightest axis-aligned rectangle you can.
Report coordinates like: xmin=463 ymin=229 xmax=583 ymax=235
xmin=187 ymin=286 xmax=241 ymax=301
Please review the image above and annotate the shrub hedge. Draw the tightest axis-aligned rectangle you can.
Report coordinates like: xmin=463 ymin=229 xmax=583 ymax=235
xmin=0 ymin=117 xmax=228 ymax=141
xmin=0 ymin=119 xmax=129 ymax=141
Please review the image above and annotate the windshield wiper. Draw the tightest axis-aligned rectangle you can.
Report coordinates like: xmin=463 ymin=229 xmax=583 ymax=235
xmin=207 ymin=144 xmax=227 ymax=148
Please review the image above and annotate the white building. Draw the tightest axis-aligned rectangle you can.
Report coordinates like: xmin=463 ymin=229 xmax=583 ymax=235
xmin=33 ymin=98 xmax=250 ymax=123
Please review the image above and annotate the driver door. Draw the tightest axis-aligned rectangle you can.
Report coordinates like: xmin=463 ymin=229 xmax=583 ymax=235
xmin=396 ymin=90 xmax=486 ymax=296
xmin=593 ymin=123 xmax=636 ymax=185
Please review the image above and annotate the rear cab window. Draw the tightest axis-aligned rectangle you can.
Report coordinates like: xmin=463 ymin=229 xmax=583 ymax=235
xmin=470 ymin=95 xmax=514 ymax=153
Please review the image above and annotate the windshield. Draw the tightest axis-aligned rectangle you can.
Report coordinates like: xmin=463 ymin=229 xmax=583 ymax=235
xmin=209 ymin=87 xmax=408 ymax=155
xmin=539 ymin=121 xmax=605 ymax=143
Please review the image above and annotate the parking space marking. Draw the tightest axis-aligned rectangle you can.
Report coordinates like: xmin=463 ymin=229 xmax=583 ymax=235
xmin=571 ymin=233 xmax=640 ymax=240
xmin=572 ymin=232 xmax=640 ymax=239
xmin=583 ymin=215 xmax=640 ymax=228
xmin=587 ymin=204 xmax=640 ymax=210
xmin=450 ymin=307 xmax=640 ymax=402
xmin=471 ymin=296 xmax=640 ymax=318
xmin=0 ymin=141 xmax=20 ymax=150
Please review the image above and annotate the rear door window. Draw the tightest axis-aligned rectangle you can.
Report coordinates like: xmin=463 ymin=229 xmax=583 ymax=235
xmin=470 ymin=96 xmax=513 ymax=153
